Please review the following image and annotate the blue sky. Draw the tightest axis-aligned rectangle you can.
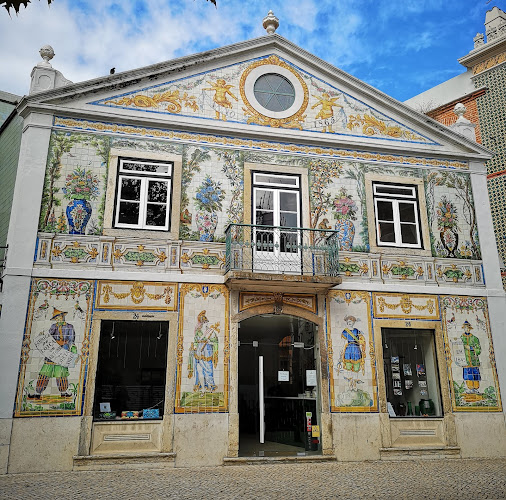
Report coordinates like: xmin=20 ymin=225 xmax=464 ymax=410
xmin=1 ymin=0 xmax=503 ymax=101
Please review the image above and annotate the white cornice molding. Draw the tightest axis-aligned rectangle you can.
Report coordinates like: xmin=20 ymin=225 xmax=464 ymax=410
xmin=458 ymin=34 xmax=506 ymax=68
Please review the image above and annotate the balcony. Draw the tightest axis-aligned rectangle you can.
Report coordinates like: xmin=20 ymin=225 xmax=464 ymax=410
xmin=224 ymin=224 xmax=341 ymax=292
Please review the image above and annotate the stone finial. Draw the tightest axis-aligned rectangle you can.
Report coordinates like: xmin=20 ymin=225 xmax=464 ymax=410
xmin=263 ymin=10 xmax=279 ymax=34
xmin=450 ymin=103 xmax=477 ymax=142
xmin=38 ymin=45 xmax=55 ymax=67
xmin=473 ymin=33 xmax=485 ymax=48
xmin=454 ymin=103 xmax=467 ymax=121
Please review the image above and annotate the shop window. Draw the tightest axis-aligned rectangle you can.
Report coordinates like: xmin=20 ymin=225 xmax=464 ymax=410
xmin=382 ymin=329 xmax=442 ymax=417
xmin=373 ymin=182 xmax=422 ymax=248
xmin=93 ymin=321 xmax=168 ymax=420
xmin=114 ymin=158 xmax=173 ymax=231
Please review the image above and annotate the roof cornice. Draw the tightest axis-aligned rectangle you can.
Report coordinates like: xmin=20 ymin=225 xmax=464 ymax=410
xmin=458 ymin=35 xmax=506 ymax=68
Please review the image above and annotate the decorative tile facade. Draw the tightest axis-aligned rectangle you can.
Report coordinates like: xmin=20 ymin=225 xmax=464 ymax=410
xmin=14 ymin=278 xmax=93 ymax=416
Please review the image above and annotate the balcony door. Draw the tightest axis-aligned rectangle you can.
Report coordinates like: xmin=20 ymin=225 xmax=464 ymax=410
xmin=253 ymin=172 xmax=301 ymax=273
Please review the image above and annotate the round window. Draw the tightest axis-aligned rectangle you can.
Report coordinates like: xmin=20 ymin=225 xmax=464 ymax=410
xmin=253 ymin=73 xmax=296 ymax=112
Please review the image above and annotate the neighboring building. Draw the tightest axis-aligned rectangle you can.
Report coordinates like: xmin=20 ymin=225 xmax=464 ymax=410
xmin=0 ymin=90 xmax=22 ymax=294
xmin=0 ymin=13 xmax=505 ymax=474
xmin=406 ymin=6 xmax=506 ymax=288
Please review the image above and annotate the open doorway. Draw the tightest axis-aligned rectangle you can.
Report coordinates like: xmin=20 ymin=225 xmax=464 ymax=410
xmin=238 ymin=314 xmax=321 ymax=457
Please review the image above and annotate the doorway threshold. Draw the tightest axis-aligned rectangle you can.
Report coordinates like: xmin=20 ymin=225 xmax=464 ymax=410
xmin=223 ymin=455 xmax=336 ymax=466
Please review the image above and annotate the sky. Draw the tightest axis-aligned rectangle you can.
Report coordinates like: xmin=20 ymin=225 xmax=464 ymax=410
xmin=1 ymin=0 xmax=504 ymax=101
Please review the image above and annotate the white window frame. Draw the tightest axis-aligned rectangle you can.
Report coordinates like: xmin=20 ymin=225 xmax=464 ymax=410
xmin=373 ymin=182 xmax=422 ymax=249
xmin=114 ymin=158 xmax=173 ymax=231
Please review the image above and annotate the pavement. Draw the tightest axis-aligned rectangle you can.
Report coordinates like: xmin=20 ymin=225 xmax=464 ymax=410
xmin=1 ymin=458 xmax=505 ymax=499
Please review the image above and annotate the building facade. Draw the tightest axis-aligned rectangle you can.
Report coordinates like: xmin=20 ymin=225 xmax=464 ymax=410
xmin=406 ymin=6 xmax=506 ymax=288
xmin=0 ymin=17 xmax=505 ymax=473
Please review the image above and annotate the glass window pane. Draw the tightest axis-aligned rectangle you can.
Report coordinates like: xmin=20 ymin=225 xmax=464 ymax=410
xmin=276 ymin=94 xmax=295 ymax=109
xmin=375 ymin=184 xmax=414 ymax=197
xmin=378 ymin=222 xmax=396 ymax=242
xmin=255 ymin=190 xmax=274 ymax=210
xmin=401 ymin=223 xmax=418 ymax=244
xmin=93 ymin=321 xmax=168 ymax=420
xmin=118 ymin=201 xmax=139 ymax=225
xmin=146 ymin=204 xmax=167 ymax=227
xmin=280 ymin=212 xmax=297 ymax=227
xmin=253 ymin=74 xmax=295 ymax=112
xmin=254 ymin=174 xmax=298 ymax=186
xmin=122 ymin=161 xmax=170 ymax=174
xmin=377 ymin=200 xmax=394 ymax=221
xmin=120 ymin=178 xmax=141 ymax=201
xmin=256 ymin=211 xmax=274 ymax=226
xmin=280 ymin=231 xmax=298 ymax=253
xmin=280 ymin=192 xmax=298 ymax=212
xmin=148 ymin=180 xmax=168 ymax=203
xmin=381 ymin=329 xmax=442 ymax=418
xmin=399 ymin=202 xmax=416 ymax=223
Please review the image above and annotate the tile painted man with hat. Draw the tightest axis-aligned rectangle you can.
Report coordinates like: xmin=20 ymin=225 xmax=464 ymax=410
xmin=30 ymin=308 xmax=77 ymax=399
xmin=461 ymin=320 xmax=481 ymax=393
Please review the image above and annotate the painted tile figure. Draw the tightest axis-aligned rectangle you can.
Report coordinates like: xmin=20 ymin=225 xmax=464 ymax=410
xmin=461 ymin=320 xmax=481 ymax=392
xmin=311 ymin=93 xmax=342 ymax=133
xmin=203 ymin=79 xmax=238 ymax=121
xmin=188 ymin=310 xmax=219 ymax=392
xmin=341 ymin=315 xmax=366 ymax=375
xmin=29 ymin=308 xmax=77 ymax=399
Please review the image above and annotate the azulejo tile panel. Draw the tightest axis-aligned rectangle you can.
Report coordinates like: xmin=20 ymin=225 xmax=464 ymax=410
xmin=441 ymin=296 xmax=502 ymax=412
xmin=327 ymin=291 xmax=378 ymax=412
xmin=54 ymin=117 xmax=468 ymax=170
xmin=95 ymin=280 xmax=177 ymax=311
xmin=175 ymin=284 xmax=230 ymax=413
xmin=89 ymin=55 xmax=435 ymax=144
xmin=239 ymin=292 xmax=317 ymax=314
xmin=14 ymin=278 xmax=93 ymax=417
xmin=38 ymin=131 xmax=110 ymax=236
xmin=372 ymin=293 xmax=440 ymax=320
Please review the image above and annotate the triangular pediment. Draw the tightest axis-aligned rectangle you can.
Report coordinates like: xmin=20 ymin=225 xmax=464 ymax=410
xmin=86 ymin=53 xmax=436 ymax=146
xmin=25 ymin=35 xmax=491 ymax=158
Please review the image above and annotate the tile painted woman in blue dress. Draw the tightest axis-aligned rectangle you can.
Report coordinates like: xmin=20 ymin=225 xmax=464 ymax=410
xmin=341 ymin=315 xmax=366 ymax=376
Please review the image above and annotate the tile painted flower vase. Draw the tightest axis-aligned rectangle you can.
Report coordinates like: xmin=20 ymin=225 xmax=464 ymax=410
xmin=437 ymin=196 xmax=459 ymax=257
xmin=196 ymin=211 xmax=218 ymax=242
xmin=66 ymin=199 xmax=92 ymax=235
xmin=440 ymin=228 xmax=459 ymax=258
xmin=332 ymin=187 xmax=357 ymax=251
xmin=335 ymin=219 xmax=355 ymax=251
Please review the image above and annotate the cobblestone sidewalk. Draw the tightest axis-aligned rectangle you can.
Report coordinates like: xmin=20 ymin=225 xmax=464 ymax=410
xmin=1 ymin=458 xmax=505 ymax=499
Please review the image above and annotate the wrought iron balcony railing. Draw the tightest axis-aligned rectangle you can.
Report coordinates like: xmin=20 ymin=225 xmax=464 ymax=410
xmin=225 ymin=224 xmax=339 ymax=277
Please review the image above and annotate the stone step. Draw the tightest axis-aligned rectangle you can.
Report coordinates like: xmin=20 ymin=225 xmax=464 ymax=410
xmin=380 ymin=446 xmax=461 ymax=461
xmin=223 ymin=455 xmax=337 ymax=465
xmin=73 ymin=452 xmax=176 ymax=471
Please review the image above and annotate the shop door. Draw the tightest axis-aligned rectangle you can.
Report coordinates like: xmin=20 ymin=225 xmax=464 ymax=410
xmin=238 ymin=315 xmax=321 ymax=457
xmin=253 ymin=173 xmax=301 ymax=274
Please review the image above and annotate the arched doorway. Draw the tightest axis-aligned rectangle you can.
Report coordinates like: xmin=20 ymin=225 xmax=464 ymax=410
xmin=238 ymin=314 xmax=321 ymax=457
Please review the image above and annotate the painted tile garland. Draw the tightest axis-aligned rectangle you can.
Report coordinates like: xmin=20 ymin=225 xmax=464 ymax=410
xmin=175 ymin=284 xmax=229 ymax=413
xmin=15 ymin=278 xmax=93 ymax=416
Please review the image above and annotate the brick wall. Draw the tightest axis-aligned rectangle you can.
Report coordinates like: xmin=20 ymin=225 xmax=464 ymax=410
xmin=426 ymin=89 xmax=485 ymax=144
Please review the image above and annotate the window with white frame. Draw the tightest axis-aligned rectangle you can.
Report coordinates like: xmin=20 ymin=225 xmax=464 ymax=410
xmin=114 ymin=158 xmax=173 ymax=231
xmin=373 ymin=182 xmax=422 ymax=248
